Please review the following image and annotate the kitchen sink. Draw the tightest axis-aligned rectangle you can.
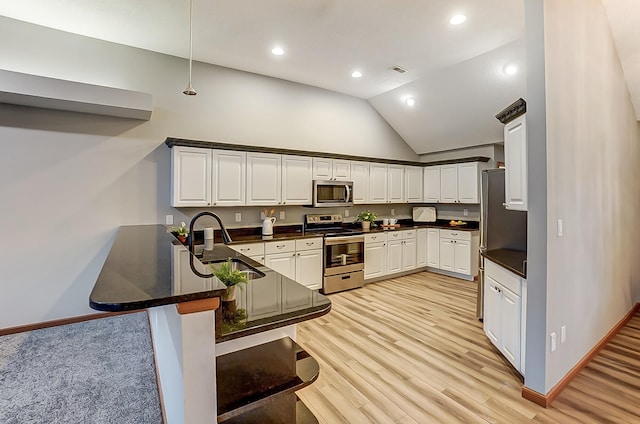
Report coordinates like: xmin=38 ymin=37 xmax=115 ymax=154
xmin=206 ymin=258 xmax=265 ymax=280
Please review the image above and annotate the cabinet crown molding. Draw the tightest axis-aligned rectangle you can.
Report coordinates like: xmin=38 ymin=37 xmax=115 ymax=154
xmin=495 ymin=98 xmax=526 ymax=124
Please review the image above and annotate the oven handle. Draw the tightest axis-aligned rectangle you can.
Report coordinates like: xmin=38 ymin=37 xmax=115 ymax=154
xmin=345 ymin=184 xmax=351 ymax=203
xmin=325 ymin=235 xmax=365 ymax=245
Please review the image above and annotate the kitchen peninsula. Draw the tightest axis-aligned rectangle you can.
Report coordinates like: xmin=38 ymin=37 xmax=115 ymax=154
xmin=90 ymin=225 xmax=331 ymax=423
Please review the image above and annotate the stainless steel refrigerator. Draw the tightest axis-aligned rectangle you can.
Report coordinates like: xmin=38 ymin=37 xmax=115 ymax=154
xmin=477 ymin=169 xmax=527 ymax=319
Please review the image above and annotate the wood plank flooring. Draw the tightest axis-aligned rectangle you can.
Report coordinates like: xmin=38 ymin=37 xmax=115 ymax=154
xmin=296 ymin=271 xmax=640 ymax=423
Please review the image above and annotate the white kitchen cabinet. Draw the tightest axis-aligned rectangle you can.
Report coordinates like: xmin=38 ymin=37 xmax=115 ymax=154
xmin=504 ymin=114 xmax=528 ymax=211
xmin=212 ymin=150 xmax=246 ymax=206
xmin=386 ymin=237 xmax=403 ymax=274
xmin=281 ymin=155 xmax=313 ymax=205
xmin=423 ymin=166 xmax=441 ymax=203
xmin=281 ymin=279 xmax=313 ymax=313
xmin=364 ymin=233 xmax=387 ymax=279
xmin=246 ymin=152 xmax=282 ymax=206
xmin=386 ymin=230 xmax=416 ymax=274
xmin=264 ymin=251 xmax=296 ymax=281
xmin=439 ymin=162 xmax=482 ymax=204
xmin=438 ymin=229 xmax=479 ymax=278
xmin=350 ymin=161 xmax=369 ymax=204
xmin=387 ymin=164 xmax=405 ymax=203
xmin=405 ymin=166 xmax=423 ymax=203
xmin=483 ymin=259 xmax=526 ymax=372
xmin=295 ymin=237 xmax=323 ymax=290
xmin=312 ymin=158 xmax=351 ymax=181
xmin=426 ymin=228 xmax=440 ymax=268
xmin=416 ymin=228 xmax=427 ymax=268
xmin=171 ymin=146 xmax=212 ymax=207
xmin=402 ymin=235 xmax=417 ymax=271
xmin=369 ymin=163 xmax=388 ymax=203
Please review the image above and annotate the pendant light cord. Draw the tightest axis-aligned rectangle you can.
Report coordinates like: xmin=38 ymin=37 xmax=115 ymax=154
xmin=184 ymin=0 xmax=197 ymax=95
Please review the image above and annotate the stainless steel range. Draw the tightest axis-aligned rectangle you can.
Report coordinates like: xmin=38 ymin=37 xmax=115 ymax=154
xmin=304 ymin=214 xmax=365 ymax=294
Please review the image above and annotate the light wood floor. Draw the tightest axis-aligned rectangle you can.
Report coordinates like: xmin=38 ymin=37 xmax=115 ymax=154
xmin=296 ymin=271 xmax=640 ymax=423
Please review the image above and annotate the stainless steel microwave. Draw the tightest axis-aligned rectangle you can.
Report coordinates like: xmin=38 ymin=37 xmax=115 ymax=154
xmin=312 ymin=180 xmax=354 ymax=207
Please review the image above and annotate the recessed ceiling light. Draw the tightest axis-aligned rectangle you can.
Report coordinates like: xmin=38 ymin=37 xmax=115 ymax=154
xmin=351 ymin=71 xmax=363 ymax=78
xmin=405 ymin=97 xmax=416 ymax=107
xmin=271 ymin=46 xmax=285 ymax=56
xmin=504 ymin=64 xmax=518 ymax=75
xmin=450 ymin=14 xmax=467 ymax=25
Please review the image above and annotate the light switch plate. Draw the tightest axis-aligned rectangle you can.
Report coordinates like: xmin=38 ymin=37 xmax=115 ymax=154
xmin=280 ymin=211 xmax=285 ymax=220
xmin=165 ymin=215 xmax=174 ymax=225
xmin=235 ymin=213 xmax=241 ymax=222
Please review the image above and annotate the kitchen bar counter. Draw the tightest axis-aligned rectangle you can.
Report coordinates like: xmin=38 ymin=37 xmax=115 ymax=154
xmin=483 ymin=248 xmax=527 ymax=278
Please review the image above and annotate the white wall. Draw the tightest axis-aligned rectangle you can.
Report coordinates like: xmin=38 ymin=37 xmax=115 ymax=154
xmin=541 ymin=0 xmax=640 ymax=392
xmin=0 ymin=18 xmax=417 ymax=329
xmin=419 ymin=144 xmax=503 ymax=169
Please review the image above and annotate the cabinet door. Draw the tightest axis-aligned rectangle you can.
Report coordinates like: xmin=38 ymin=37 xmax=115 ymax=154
xmin=295 ymin=249 xmax=323 ymax=290
xmin=416 ymin=229 xmax=427 ymax=268
xmin=440 ymin=165 xmax=458 ymax=203
xmin=281 ymin=279 xmax=313 ymax=313
xmin=246 ymin=275 xmax=282 ymax=320
xmin=332 ymin=159 xmax=351 ymax=181
xmin=246 ymin=152 xmax=281 ymax=206
xmin=504 ymin=115 xmax=528 ymax=211
xmin=426 ymin=229 xmax=440 ymax=268
xmin=171 ymin=147 xmax=212 ymax=207
xmin=386 ymin=240 xmax=403 ymax=274
xmin=423 ymin=166 xmax=441 ymax=203
xmin=457 ymin=162 xmax=479 ymax=204
xmin=483 ymin=277 xmax=501 ymax=344
xmin=282 ymin=155 xmax=313 ymax=205
xmin=405 ymin=166 xmax=423 ymax=203
xmin=312 ymin=158 xmax=333 ymax=180
xmin=213 ymin=150 xmax=246 ymax=206
xmin=453 ymin=240 xmax=471 ymax=275
xmin=387 ymin=164 xmax=405 ymax=203
xmin=402 ymin=238 xmax=417 ymax=271
xmin=350 ymin=161 xmax=369 ymax=204
xmin=501 ymin=287 xmax=522 ymax=369
xmin=365 ymin=242 xmax=387 ymax=279
xmin=369 ymin=163 xmax=388 ymax=203
xmin=439 ymin=238 xmax=455 ymax=271
xmin=264 ymin=251 xmax=296 ymax=281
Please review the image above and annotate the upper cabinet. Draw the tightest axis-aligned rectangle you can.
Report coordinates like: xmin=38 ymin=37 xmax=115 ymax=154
xmin=171 ymin=146 xmax=212 ymax=207
xmin=405 ymin=166 xmax=423 ymax=203
xmin=368 ymin=163 xmax=388 ymax=203
xmin=246 ymin=152 xmax=282 ymax=206
xmin=312 ymin=158 xmax=351 ymax=181
xmin=504 ymin=115 xmax=528 ymax=211
xmin=439 ymin=162 xmax=482 ymax=204
xmin=213 ymin=150 xmax=246 ymax=206
xmin=423 ymin=166 xmax=441 ymax=203
xmin=281 ymin=155 xmax=313 ymax=205
xmin=350 ymin=161 xmax=370 ymax=204
xmin=387 ymin=164 xmax=405 ymax=203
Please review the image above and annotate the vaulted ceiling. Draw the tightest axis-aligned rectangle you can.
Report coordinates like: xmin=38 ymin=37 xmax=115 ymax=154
xmin=0 ymin=1 xmax=637 ymax=154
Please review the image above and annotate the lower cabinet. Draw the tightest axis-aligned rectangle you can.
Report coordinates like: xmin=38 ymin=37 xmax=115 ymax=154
xmin=364 ymin=233 xmax=387 ymax=279
xmin=483 ymin=259 xmax=526 ymax=373
xmin=416 ymin=228 xmax=427 ymax=268
xmin=426 ymin=228 xmax=440 ymax=268
xmin=437 ymin=229 xmax=479 ymax=278
xmin=295 ymin=249 xmax=323 ymax=290
xmin=385 ymin=230 xmax=417 ymax=277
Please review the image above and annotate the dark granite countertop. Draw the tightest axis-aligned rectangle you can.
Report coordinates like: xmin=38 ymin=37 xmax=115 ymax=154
xmin=483 ymin=248 xmax=527 ymax=278
xmin=90 ymin=225 xmax=331 ymax=342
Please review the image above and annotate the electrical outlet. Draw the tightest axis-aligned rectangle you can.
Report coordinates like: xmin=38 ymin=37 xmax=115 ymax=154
xmin=261 ymin=212 xmax=265 ymax=220
xmin=550 ymin=332 xmax=557 ymax=352
xmin=463 ymin=209 xmax=468 ymax=217
xmin=391 ymin=209 xmax=395 ymax=216
xmin=561 ymin=326 xmax=566 ymax=343
xmin=344 ymin=209 xmax=350 ymax=217
xmin=557 ymin=219 xmax=563 ymax=237
xmin=280 ymin=211 xmax=285 ymax=220
xmin=165 ymin=215 xmax=174 ymax=225
xmin=235 ymin=213 xmax=241 ymax=222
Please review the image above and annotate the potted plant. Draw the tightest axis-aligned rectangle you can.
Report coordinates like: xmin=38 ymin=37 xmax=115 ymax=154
xmin=355 ymin=210 xmax=377 ymax=231
xmin=171 ymin=222 xmax=189 ymax=243
xmin=210 ymin=258 xmax=248 ymax=302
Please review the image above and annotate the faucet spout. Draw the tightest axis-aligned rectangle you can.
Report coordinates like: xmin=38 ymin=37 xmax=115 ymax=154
xmin=186 ymin=211 xmax=233 ymax=279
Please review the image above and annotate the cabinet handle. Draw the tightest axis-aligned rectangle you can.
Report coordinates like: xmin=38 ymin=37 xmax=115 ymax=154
xmin=277 ymin=244 xmax=285 ymax=249
xmin=297 ymin=253 xmax=300 ymax=256
xmin=213 ymin=202 xmax=217 ymax=205
xmin=292 ymin=253 xmax=296 ymax=257
xmin=306 ymin=242 xmax=313 ymax=246
xmin=283 ymin=201 xmax=286 ymax=204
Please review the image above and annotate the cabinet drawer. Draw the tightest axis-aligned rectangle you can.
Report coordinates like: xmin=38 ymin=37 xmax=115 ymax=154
xmin=402 ymin=229 xmax=416 ymax=239
xmin=486 ymin=259 xmax=521 ymax=295
xmin=439 ymin=229 xmax=472 ymax=241
xmin=230 ymin=243 xmax=264 ymax=257
xmin=365 ymin=233 xmax=387 ymax=244
xmin=387 ymin=231 xmax=402 ymax=240
xmin=295 ymin=237 xmax=323 ymax=251
xmin=265 ymin=239 xmax=296 ymax=254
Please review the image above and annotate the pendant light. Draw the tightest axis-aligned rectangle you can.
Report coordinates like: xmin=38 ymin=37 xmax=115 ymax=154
xmin=183 ymin=0 xmax=197 ymax=95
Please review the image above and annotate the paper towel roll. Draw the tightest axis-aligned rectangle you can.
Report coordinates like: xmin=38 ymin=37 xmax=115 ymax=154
xmin=204 ymin=227 xmax=214 ymax=240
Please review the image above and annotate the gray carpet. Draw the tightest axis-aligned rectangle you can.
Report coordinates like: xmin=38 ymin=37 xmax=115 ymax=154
xmin=0 ymin=312 xmax=162 ymax=423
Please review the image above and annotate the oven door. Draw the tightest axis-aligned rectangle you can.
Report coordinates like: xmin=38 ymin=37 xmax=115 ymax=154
xmin=324 ymin=235 xmax=364 ymax=276
xmin=313 ymin=180 xmax=354 ymax=207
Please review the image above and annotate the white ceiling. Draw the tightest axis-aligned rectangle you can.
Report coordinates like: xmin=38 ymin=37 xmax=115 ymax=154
xmin=0 ymin=1 xmax=636 ymax=154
